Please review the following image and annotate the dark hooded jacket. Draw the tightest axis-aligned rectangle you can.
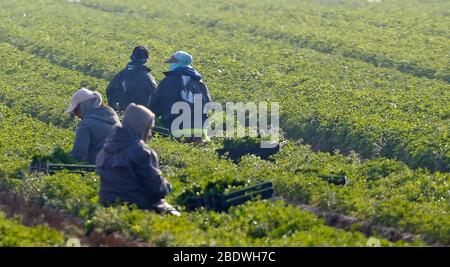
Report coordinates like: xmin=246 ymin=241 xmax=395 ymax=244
xmin=147 ymin=67 xmax=211 ymax=129
xmin=106 ymin=61 xmax=157 ymax=111
xmin=95 ymin=105 xmax=172 ymax=210
xmin=70 ymin=97 xmax=120 ymax=164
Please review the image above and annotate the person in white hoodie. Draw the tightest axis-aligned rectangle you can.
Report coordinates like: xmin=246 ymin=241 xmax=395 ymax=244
xmin=66 ymin=88 xmax=120 ymax=164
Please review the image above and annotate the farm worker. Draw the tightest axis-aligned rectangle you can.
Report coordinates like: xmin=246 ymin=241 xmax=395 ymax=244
xmin=95 ymin=104 xmax=180 ymax=216
xmin=66 ymin=88 xmax=121 ymax=164
xmin=106 ymin=45 xmax=157 ymax=111
xmin=147 ymin=51 xmax=211 ymax=142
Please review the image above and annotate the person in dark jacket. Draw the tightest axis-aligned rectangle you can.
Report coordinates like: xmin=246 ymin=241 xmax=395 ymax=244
xmin=66 ymin=88 xmax=120 ymax=164
xmin=106 ymin=46 xmax=157 ymax=111
xmin=96 ymin=103 xmax=180 ymax=216
xmin=147 ymin=51 xmax=211 ymax=140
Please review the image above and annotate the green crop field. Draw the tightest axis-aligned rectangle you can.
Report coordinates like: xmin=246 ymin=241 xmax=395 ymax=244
xmin=0 ymin=0 xmax=448 ymax=248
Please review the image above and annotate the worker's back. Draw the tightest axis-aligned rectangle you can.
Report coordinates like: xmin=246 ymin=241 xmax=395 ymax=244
xmin=96 ymin=122 xmax=171 ymax=210
xmin=106 ymin=46 xmax=157 ymax=111
xmin=106 ymin=62 xmax=157 ymax=111
xmin=148 ymin=67 xmax=211 ymax=129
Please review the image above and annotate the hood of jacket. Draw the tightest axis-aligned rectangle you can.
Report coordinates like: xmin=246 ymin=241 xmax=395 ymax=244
xmin=122 ymin=103 xmax=155 ymax=141
xmin=79 ymin=95 xmax=102 ymax=117
xmin=102 ymin=126 xmax=141 ymax=154
xmin=85 ymin=106 xmax=120 ymax=125
xmin=164 ymin=66 xmax=202 ymax=81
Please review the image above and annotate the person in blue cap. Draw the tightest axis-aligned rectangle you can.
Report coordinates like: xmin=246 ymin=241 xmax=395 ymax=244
xmin=106 ymin=46 xmax=157 ymax=111
xmin=147 ymin=51 xmax=211 ymax=141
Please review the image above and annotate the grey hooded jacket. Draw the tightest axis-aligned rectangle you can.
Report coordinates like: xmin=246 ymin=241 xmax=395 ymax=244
xmin=96 ymin=104 xmax=172 ymax=210
xmin=70 ymin=97 xmax=120 ymax=164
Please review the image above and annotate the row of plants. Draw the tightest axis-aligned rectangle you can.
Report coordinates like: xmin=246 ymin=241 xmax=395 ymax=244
xmin=0 ymin=211 xmax=65 ymax=247
xmin=1 ymin=148 xmax=391 ymax=246
xmin=7 ymin=150 xmax=416 ymax=247
xmin=80 ymin=0 xmax=450 ymax=82
xmin=16 ymin=133 xmax=448 ymax=244
xmin=152 ymin=138 xmax=450 ymax=244
xmin=0 ymin=89 xmax=442 ymax=245
xmin=0 ymin=101 xmax=394 ymax=246
xmin=0 ymin=103 xmax=73 ymax=178
xmin=0 ymin=90 xmax=431 ymax=246
xmin=0 ymin=42 xmax=107 ymax=128
xmin=0 ymin=0 xmax=448 ymax=171
xmin=78 ymin=0 xmax=450 ymax=171
xmin=0 ymin=0 xmax=447 ymax=245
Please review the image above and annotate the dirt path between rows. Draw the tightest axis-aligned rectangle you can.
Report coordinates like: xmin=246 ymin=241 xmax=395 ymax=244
xmin=0 ymin=187 xmax=447 ymax=247
xmin=0 ymin=190 xmax=148 ymax=247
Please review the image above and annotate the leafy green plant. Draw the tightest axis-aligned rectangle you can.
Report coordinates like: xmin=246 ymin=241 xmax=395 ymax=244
xmin=217 ymin=136 xmax=281 ymax=162
xmin=0 ymin=212 xmax=66 ymax=247
xmin=176 ymin=177 xmax=246 ymax=210
xmin=31 ymin=146 xmax=78 ymax=165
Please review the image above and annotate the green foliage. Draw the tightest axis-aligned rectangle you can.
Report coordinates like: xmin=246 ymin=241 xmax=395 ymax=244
xmin=0 ymin=104 xmax=73 ymax=176
xmin=0 ymin=212 xmax=65 ymax=247
xmin=222 ymin=136 xmax=264 ymax=150
xmin=88 ymin=201 xmax=405 ymax=246
xmin=31 ymin=146 xmax=78 ymax=164
xmin=0 ymin=0 xmax=447 ymax=246
xmin=176 ymin=176 xmax=246 ymax=210
xmin=19 ymin=173 xmax=99 ymax=219
xmin=0 ymin=0 xmax=448 ymax=171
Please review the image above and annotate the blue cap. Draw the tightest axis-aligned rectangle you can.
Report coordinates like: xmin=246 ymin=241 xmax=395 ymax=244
xmin=164 ymin=51 xmax=193 ymax=66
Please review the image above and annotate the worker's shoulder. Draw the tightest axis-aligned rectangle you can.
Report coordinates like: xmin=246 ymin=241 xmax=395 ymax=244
xmin=158 ymin=73 xmax=182 ymax=87
xmin=124 ymin=63 xmax=151 ymax=74
xmin=76 ymin=118 xmax=91 ymax=129
xmin=162 ymin=71 xmax=182 ymax=80
xmin=133 ymin=141 xmax=158 ymax=159
xmin=110 ymin=67 xmax=127 ymax=80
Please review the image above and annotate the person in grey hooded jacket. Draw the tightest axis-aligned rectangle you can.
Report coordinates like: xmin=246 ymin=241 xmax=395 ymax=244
xmin=95 ymin=104 xmax=179 ymax=215
xmin=66 ymin=88 xmax=120 ymax=164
